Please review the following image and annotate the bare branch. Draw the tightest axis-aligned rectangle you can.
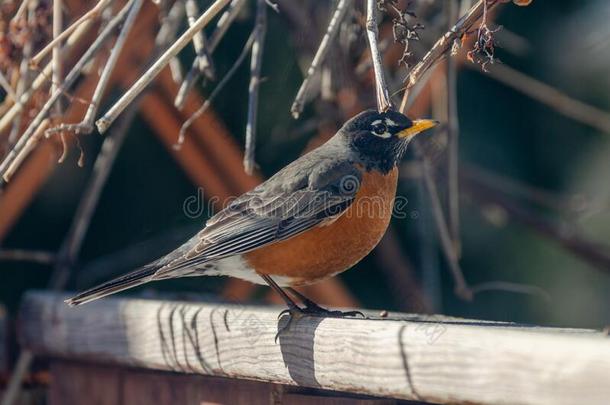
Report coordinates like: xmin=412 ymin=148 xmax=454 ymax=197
xmin=11 ymin=0 xmax=29 ymax=23
xmin=0 ymin=249 xmax=56 ymax=265
xmin=290 ymin=0 xmax=352 ymax=119
xmin=0 ymin=351 xmax=34 ymax=405
xmin=413 ymin=143 xmax=473 ymax=300
xmin=462 ymin=169 xmax=610 ymax=275
xmin=3 ymin=119 xmax=50 ymax=182
xmin=175 ymin=0 xmax=246 ymax=109
xmin=470 ymin=62 xmax=610 ymax=134
xmin=185 ymin=0 xmax=215 ymax=79
xmin=8 ymin=0 xmax=36 ymax=146
xmin=400 ymin=0 xmax=502 ymax=113
xmin=173 ymin=64 xmax=201 ymax=109
xmin=0 ymin=1 xmax=135 ymax=181
xmin=52 ymin=0 xmax=63 ymax=97
xmin=45 ymin=0 xmax=144 ymax=136
xmin=365 ymin=0 xmax=392 ymax=112
xmin=174 ymin=0 xmax=218 ymax=109
xmin=0 ymin=18 xmax=94 ymax=134
xmin=0 ymin=71 xmax=16 ymax=101
xmin=49 ymin=102 xmax=141 ymax=289
xmin=31 ymin=0 xmax=112 ymax=67
xmin=156 ymin=0 xmax=185 ymax=84
xmin=208 ymin=0 xmax=247 ymax=51
xmin=244 ymin=0 xmax=267 ymax=175
xmin=178 ymin=30 xmax=256 ymax=148
xmin=470 ymin=281 xmax=551 ymax=302
xmin=96 ymin=0 xmax=232 ymax=134
xmin=446 ymin=0 xmax=461 ymax=257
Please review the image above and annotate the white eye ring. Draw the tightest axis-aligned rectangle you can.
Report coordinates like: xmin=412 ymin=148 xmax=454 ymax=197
xmin=371 ymin=123 xmax=390 ymax=138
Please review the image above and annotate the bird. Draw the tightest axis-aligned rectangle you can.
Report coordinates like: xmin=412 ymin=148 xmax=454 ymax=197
xmin=66 ymin=109 xmax=437 ymax=325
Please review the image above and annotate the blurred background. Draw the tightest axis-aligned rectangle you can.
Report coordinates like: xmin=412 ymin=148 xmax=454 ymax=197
xmin=1 ymin=0 xmax=609 ymax=346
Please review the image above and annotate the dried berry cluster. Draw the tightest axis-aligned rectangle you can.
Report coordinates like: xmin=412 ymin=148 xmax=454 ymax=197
xmin=466 ymin=21 xmax=500 ymax=71
xmin=0 ymin=1 xmax=51 ymax=71
xmin=377 ymin=0 xmax=423 ymax=68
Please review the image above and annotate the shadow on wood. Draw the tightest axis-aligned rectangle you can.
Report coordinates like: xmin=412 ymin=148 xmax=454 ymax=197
xmin=18 ymin=291 xmax=610 ymax=405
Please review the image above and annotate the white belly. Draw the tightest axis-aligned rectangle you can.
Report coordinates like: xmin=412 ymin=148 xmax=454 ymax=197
xmin=198 ymin=255 xmax=297 ymax=287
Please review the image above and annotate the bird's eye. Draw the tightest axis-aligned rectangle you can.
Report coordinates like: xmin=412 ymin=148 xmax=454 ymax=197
xmin=372 ymin=123 xmax=387 ymax=135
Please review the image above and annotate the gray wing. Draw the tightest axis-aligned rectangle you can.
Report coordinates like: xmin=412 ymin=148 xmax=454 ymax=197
xmin=152 ymin=157 xmax=362 ymax=277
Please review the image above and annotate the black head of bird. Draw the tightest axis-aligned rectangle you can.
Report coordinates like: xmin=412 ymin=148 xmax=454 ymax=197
xmin=339 ymin=109 xmax=438 ymax=173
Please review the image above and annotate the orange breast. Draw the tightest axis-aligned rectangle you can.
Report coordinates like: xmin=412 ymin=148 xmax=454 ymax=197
xmin=244 ymin=167 xmax=398 ymax=286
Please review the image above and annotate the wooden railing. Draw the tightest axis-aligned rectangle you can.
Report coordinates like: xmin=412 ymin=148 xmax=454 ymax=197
xmin=18 ymin=291 xmax=610 ymax=404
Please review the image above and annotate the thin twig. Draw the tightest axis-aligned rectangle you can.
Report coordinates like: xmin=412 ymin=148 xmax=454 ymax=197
xmin=0 ymin=1 xmax=134 ymax=181
xmin=0 ymin=249 xmax=56 ymax=265
xmin=52 ymin=0 xmax=65 ymax=149
xmin=365 ymin=0 xmax=392 ymax=112
xmin=52 ymin=0 xmax=63 ymax=97
xmin=8 ymin=0 xmax=36 ymax=145
xmin=186 ymin=0 xmax=215 ymax=79
xmin=0 ymin=351 xmax=34 ymax=405
xmin=208 ymin=0 xmax=247 ymax=51
xmin=45 ymin=0 xmax=144 ymax=136
xmin=416 ymin=172 xmax=442 ymax=311
xmin=49 ymin=102 xmax=141 ymax=289
xmin=0 ymin=71 xmax=16 ymax=101
xmin=30 ymin=0 xmax=112 ymax=67
xmin=174 ymin=0 xmax=244 ymax=108
xmin=1 ymin=85 xmax=141 ymax=405
xmin=243 ymin=0 xmax=267 ymax=174
xmin=447 ymin=0 xmax=461 ymax=257
xmin=399 ymin=0 xmax=502 ymax=112
xmin=461 ymin=163 xmax=585 ymax=215
xmin=174 ymin=0 xmax=218 ymax=109
xmin=178 ymin=30 xmax=256 ymax=147
xmin=0 ymin=18 xmax=94 ymax=134
xmin=470 ymin=62 xmax=610 ymax=134
xmin=4 ymin=119 xmax=50 ymax=182
xmin=290 ymin=0 xmax=352 ymax=118
xmin=156 ymin=0 xmax=185 ymax=84
xmin=413 ymin=143 xmax=473 ymax=300
xmin=470 ymin=281 xmax=551 ymax=302
xmin=174 ymin=63 xmax=204 ymax=109
xmin=95 ymin=0 xmax=231 ymax=134
xmin=11 ymin=0 xmax=29 ymax=23
xmin=462 ymin=171 xmax=610 ymax=275
xmin=376 ymin=228 xmax=432 ymax=313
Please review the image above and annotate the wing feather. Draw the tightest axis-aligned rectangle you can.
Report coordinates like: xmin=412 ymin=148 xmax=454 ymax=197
xmin=152 ymin=156 xmax=361 ymax=278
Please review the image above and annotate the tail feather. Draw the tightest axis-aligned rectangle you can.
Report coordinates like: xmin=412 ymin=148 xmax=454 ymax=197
xmin=65 ymin=265 xmax=158 ymax=306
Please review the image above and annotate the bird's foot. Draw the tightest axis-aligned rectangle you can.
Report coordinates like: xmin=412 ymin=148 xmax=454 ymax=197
xmin=275 ymin=305 xmax=306 ymax=342
xmin=275 ymin=303 xmax=365 ymax=342
xmin=301 ymin=300 xmax=365 ymax=319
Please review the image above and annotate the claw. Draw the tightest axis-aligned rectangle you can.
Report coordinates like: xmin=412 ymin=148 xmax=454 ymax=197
xmin=337 ymin=310 xmax=365 ymax=318
xmin=302 ymin=303 xmax=366 ymax=319
xmin=275 ymin=306 xmax=305 ymax=342
xmin=274 ymin=305 xmax=366 ymax=343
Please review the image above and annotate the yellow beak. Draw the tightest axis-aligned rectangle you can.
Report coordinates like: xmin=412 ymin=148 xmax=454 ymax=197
xmin=397 ymin=119 xmax=439 ymax=139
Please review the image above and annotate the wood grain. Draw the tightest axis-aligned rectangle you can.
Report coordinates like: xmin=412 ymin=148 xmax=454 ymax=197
xmin=49 ymin=361 xmax=398 ymax=405
xmin=20 ymin=291 xmax=610 ymax=405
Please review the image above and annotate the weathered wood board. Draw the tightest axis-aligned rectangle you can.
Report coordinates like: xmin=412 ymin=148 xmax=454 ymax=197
xmin=19 ymin=291 xmax=610 ymax=405
xmin=49 ymin=361 xmax=398 ymax=405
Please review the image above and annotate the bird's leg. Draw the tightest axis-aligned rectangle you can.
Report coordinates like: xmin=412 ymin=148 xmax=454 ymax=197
xmin=261 ymin=274 xmax=302 ymax=310
xmin=287 ymin=287 xmax=328 ymax=312
xmin=260 ymin=275 xmax=305 ymax=341
xmin=287 ymin=287 xmax=365 ymax=318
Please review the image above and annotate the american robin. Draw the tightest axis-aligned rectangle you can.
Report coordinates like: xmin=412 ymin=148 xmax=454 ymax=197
xmin=66 ymin=109 xmax=437 ymax=323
